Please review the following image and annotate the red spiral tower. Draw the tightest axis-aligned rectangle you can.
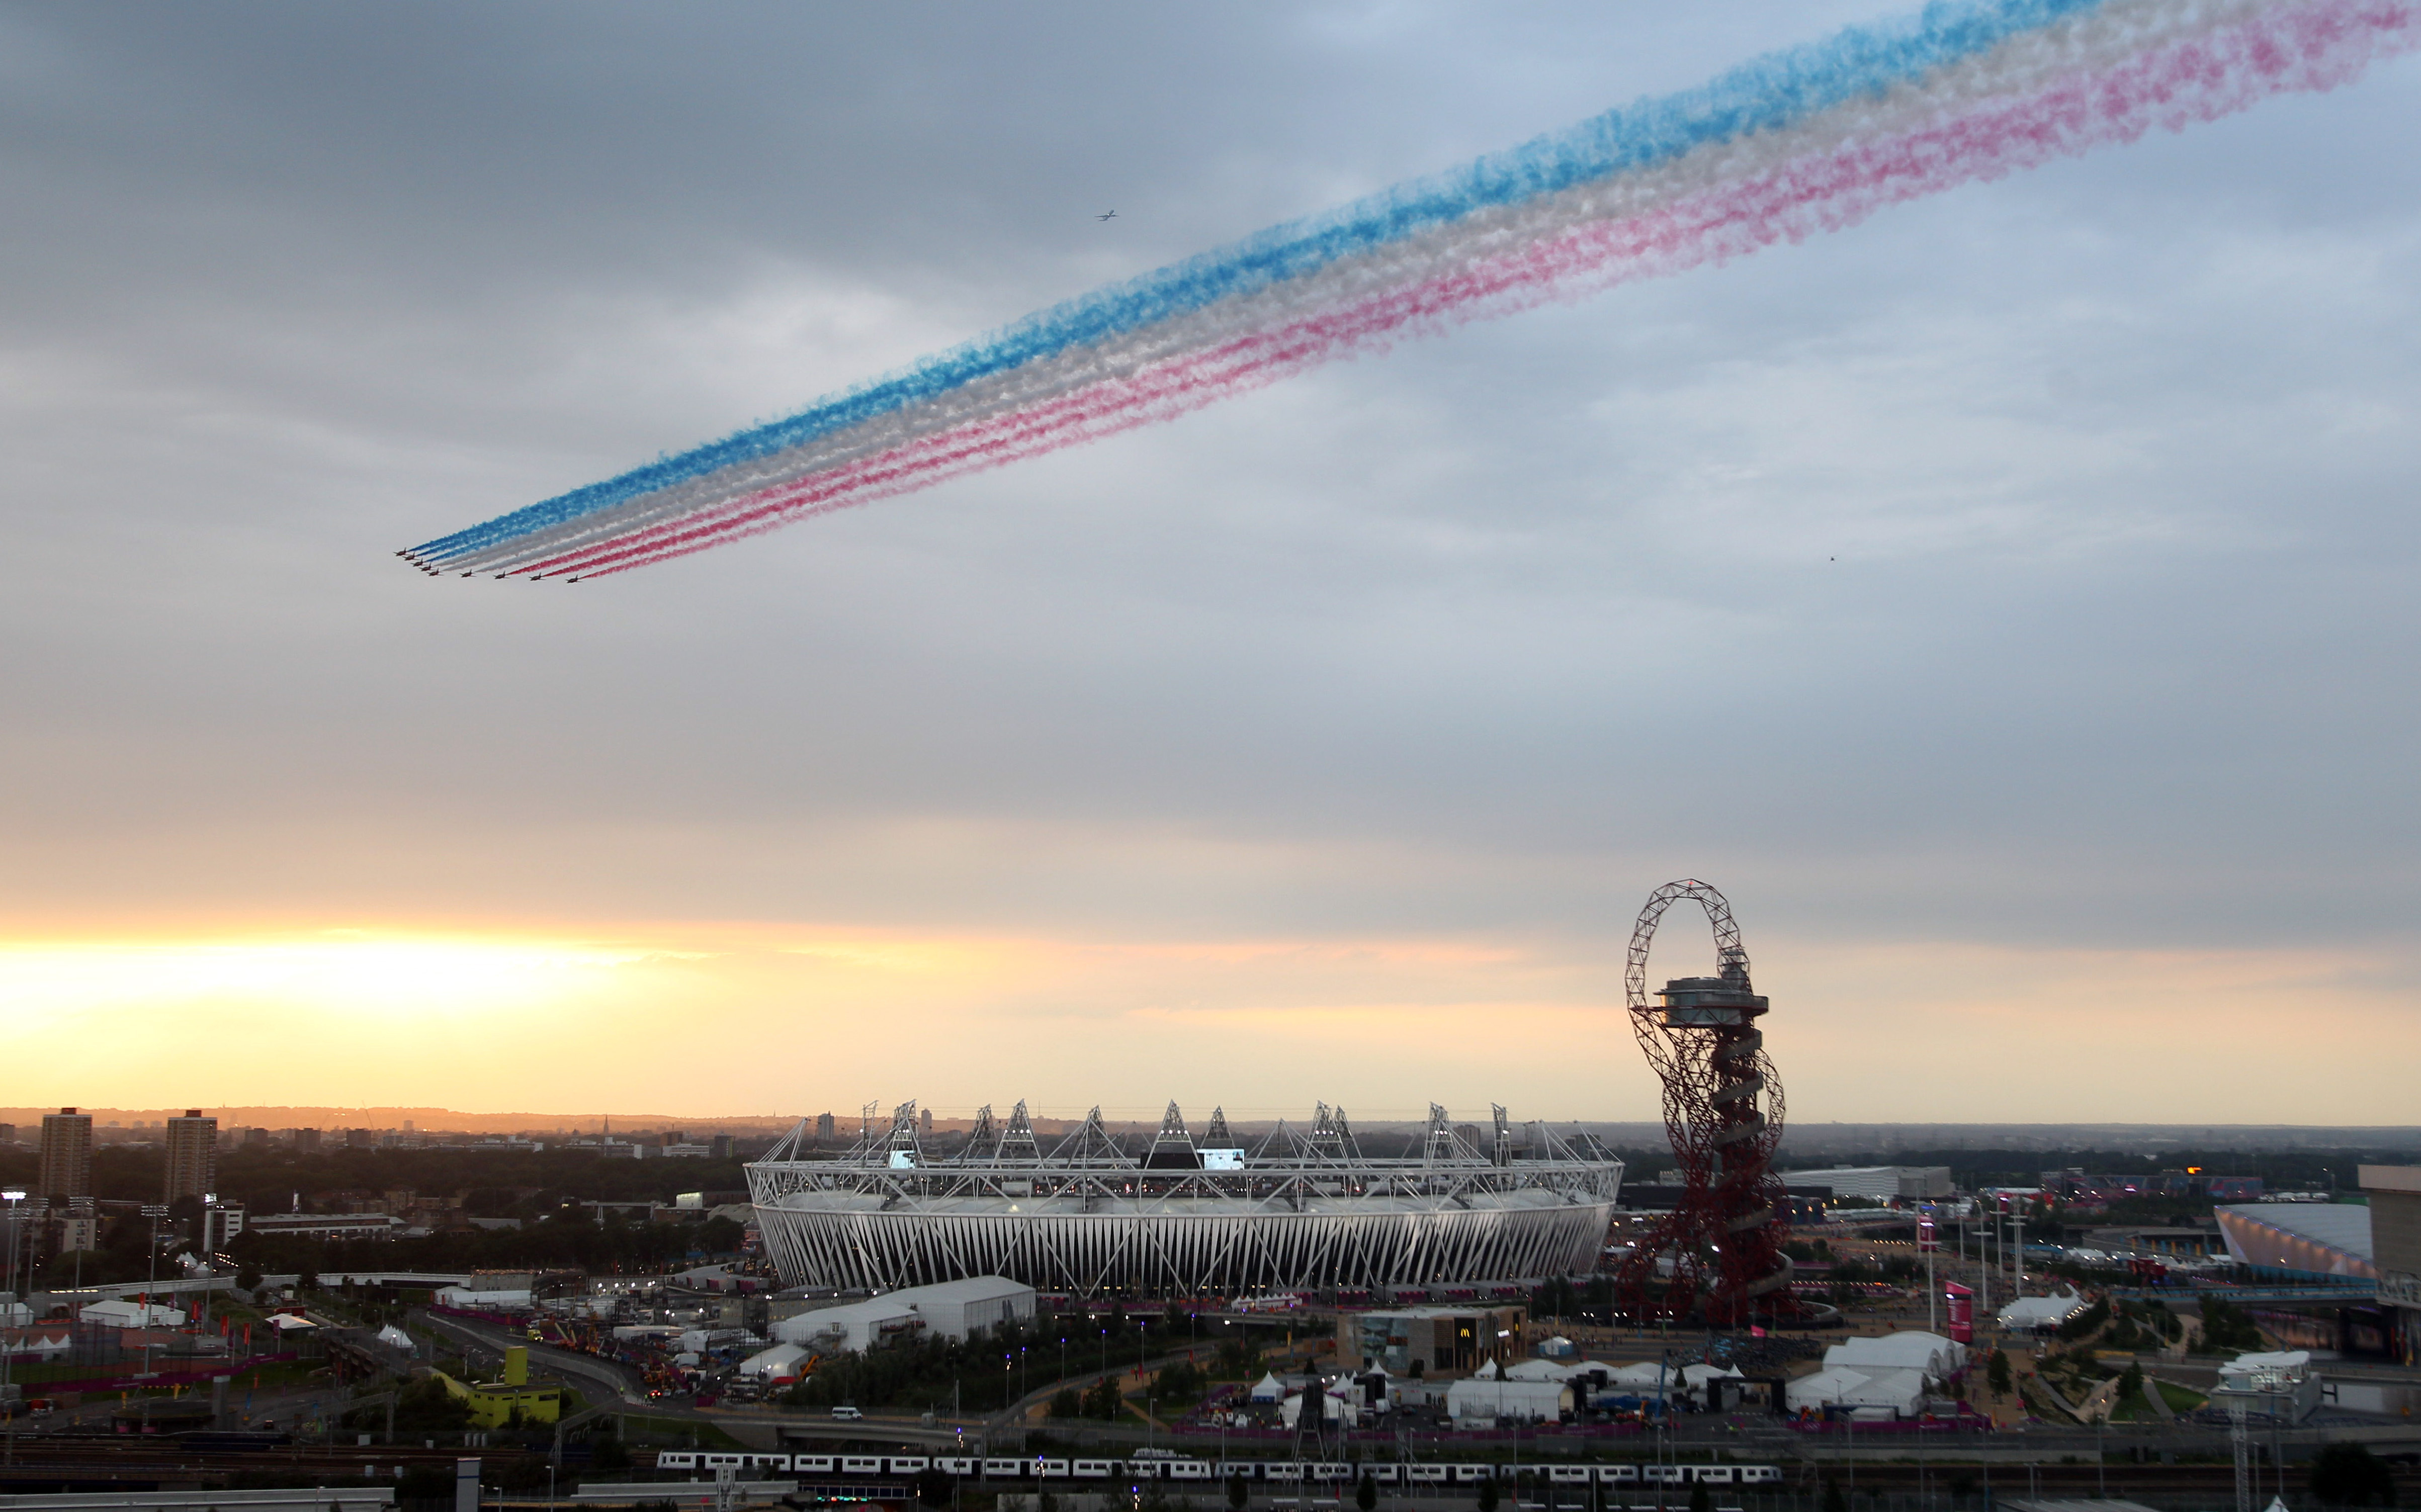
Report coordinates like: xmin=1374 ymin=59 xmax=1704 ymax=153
xmin=1608 ymin=880 xmax=1796 ymax=1327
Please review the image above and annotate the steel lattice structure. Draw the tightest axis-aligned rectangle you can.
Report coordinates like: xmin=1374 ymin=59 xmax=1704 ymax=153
xmin=1607 ymin=879 xmax=1795 ymax=1326
xmin=747 ymin=1101 xmax=1621 ymax=1299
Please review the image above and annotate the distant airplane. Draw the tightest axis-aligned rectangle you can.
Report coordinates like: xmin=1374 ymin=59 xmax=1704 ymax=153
xmin=1095 ymin=210 xmax=1117 ymax=221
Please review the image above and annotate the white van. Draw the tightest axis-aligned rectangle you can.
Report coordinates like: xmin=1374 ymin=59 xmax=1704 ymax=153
xmin=830 ymin=1405 xmax=863 ymax=1420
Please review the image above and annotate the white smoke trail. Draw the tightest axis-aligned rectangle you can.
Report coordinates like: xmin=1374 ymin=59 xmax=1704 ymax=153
xmin=425 ymin=0 xmax=2404 ymax=578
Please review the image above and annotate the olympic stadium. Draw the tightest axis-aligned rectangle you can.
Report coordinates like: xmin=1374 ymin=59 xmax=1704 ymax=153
xmin=746 ymin=1101 xmax=1622 ymax=1300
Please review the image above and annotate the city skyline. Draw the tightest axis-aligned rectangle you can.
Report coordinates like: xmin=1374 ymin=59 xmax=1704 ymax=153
xmin=5 ymin=5 xmax=2420 ymax=1122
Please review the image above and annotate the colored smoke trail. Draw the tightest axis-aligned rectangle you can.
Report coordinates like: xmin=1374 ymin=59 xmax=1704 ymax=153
xmin=405 ymin=0 xmax=2420 ymax=580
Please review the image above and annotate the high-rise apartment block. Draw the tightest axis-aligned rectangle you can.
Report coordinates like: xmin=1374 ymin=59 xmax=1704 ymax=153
xmin=815 ymin=1112 xmax=835 ymax=1141
xmin=288 ymin=1127 xmax=321 ymax=1152
xmin=164 ymin=1109 xmax=218 ymax=1202
xmin=38 ymin=1108 xmax=93 ymax=1201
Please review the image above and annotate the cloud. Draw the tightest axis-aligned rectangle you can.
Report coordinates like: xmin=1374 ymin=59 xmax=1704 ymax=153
xmin=1 ymin=5 xmax=2417 ymax=1117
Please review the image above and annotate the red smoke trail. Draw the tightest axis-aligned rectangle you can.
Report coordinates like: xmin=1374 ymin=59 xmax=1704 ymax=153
xmin=553 ymin=0 xmax=2414 ymax=579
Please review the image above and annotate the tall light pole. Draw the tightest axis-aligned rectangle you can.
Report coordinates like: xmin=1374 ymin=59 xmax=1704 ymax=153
xmin=2 ymin=1189 xmax=22 ymax=1470
xmin=134 ymin=1203 xmax=170 ymax=1434
xmin=1 ymin=1190 xmax=24 ymax=1304
xmin=199 ymin=1195 xmax=216 ymax=1341
xmin=140 ymin=1204 xmax=170 ymax=1384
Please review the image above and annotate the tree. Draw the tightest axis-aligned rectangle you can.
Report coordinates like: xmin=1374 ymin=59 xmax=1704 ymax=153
xmin=2309 ymin=1443 xmax=2396 ymax=1507
xmin=1154 ymin=1361 xmax=1205 ymax=1416
xmin=1357 ymin=1473 xmax=1377 ymax=1512
xmin=1084 ymin=1374 xmax=1123 ymax=1420
xmin=369 ymin=1376 xmax=471 ymax=1433
xmin=2118 ymin=1362 xmax=2145 ymax=1407
xmin=1050 ymin=1388 xmax=1081 ymax=1419
xmin=1688 ymin=1482 xmax=1711 ymax=1512
xmin=398 ymin=1467 xmax=456 ymax=1503
xmin=915 ymin=1469 xmax=955 ymax=1508
xmin=590 ymin=1429 xmax=632 ymax=1472
xmin=1822 ymin=1481 xmax=1847 ymax=1512
xmin=1478 ymin=1476 xmax=1500 ymax=1512
xmin=1227 ymin=1475 xmax=1250 ymax=1512
xmin=1987 ymin=1349 xmax=2013 ymax=1397
xmin=2057 ymin=1297 xmax=2111 ymax=1343
xmin=2199 ymin=1299 xmax=2267 ymax=1354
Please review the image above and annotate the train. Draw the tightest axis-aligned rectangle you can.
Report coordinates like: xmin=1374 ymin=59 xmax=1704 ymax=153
xmin=650 ymin=1454 xmax=1785 ymax=1486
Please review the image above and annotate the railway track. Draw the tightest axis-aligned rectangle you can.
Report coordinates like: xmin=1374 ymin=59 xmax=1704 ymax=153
xmin=0 ymin=1440 xmax=543 ymax=1486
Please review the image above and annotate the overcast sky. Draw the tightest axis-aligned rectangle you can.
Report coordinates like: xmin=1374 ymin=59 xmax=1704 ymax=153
xmin=4 ymin=2 xmax=2418 ymax=1125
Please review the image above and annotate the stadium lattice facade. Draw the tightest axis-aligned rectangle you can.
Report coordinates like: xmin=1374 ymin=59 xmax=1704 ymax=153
xmin=746 ymin=1101 xmax=1622 ymax=1299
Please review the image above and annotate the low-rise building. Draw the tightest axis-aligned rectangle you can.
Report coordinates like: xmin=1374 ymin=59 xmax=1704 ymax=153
xmin=1783 ymin=1166 xmax=1954 ymax=1202
xmin=242 ymin=1213 xmax=402 ymax=1241
xmin=770 ymin=1276 xmax=1034 ymax=1354
xmin=78 ymin=1299 xmax=183 ymax=1328
xmin=1340 ymin=1303 xmax=1526 ymax=1376
xmin=2212 ymin=1349 xmax=2322 ymax=1424
xmin=434 ymin=1344 xmax=561 ymax=1427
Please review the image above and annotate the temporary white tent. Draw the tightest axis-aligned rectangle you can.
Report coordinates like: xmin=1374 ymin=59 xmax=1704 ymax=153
xmin=1446 ymin=1377 xmax=1572 ymax=1424
xmin=1785 ymin=1367 xmax=1869 ymax=1413
xmin=1998 ymin=1289 xmax=2091 ymax=1332
xmin=376 ymin=1323 xmax=414 ymax=1349
xmin=1503 ymin=1359 xmax=1580 ymax=1382
xmin=78 ymin=1299 xmax=182 ymax=1328
xmin=1679 ymin=1363 xmax=1748 ymax=1406
xmin=1277 ymin=1391 xmax=1345 ymax=1427
xmin=1825 ymin=1331 xmax=1967 ymax=1381
xmin=2 ymin=1325 xmax=72 ymax=1361
xmin=1604 ymin=1361 xmax=1677 ymax=1397
xmin=1249 ymin=1371 xmax=1287 ymax=1402
xmin=739 ymin=1342 xmax=812 ymax=1382
xmin=1785 ymin=1365 xmax=1927 ymax=1418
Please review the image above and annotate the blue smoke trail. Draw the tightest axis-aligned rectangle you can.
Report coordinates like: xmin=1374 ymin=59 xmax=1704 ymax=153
xmin=412 ymin=0 xmax=2108 ymax=564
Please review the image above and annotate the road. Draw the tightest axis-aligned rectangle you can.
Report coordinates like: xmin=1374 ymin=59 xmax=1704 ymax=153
xmin=420 ymin=1312 xmax=656 ymax=1411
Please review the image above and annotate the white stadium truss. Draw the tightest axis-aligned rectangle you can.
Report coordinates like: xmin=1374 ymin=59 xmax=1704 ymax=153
xmin=747 ymin=1100 xmax=1623 ymax=1299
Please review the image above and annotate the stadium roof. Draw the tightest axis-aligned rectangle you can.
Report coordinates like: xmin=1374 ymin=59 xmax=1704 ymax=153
xmin=2216 ymin=1203 xmax=2374 ymax=1277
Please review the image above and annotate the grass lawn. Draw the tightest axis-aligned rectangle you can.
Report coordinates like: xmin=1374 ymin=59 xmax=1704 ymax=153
xmin=2155 ymin=1379 xmax=2208 ymax=1412
xmin=625 ymin=1415 xmax=748 ymax=1451
xmin=227 ymin=1358 xmax=327 ymax=1392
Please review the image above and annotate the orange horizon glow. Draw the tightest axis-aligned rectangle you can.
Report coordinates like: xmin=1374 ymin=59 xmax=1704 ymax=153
xmin=2 ymin=919 xmax=2415 ymax=1125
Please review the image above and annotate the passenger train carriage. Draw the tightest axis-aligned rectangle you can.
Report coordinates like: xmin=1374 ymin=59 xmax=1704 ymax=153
xmin=651 ymin=1454 xmax=1781 ymax=1486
